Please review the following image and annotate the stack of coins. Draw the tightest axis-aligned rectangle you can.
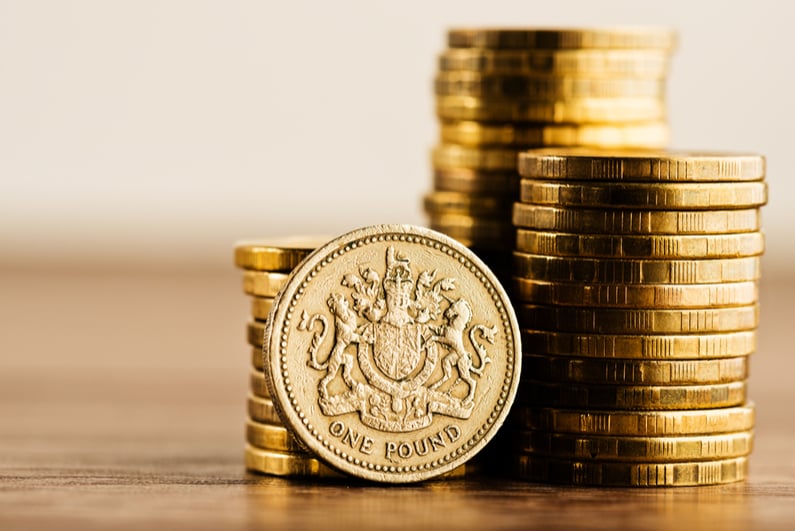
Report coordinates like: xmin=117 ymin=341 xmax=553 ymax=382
xmin=235 ymin=237 xmax=480 ymax=480
xmin=234 ymin=239 xmax=343 ymax=477
xmin=510 ymin=149 xmax=766 ymax=486
xmin=424 ymin=28 xmax=677 ymax=277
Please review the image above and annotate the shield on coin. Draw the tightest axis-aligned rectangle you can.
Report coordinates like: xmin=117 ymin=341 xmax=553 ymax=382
xmin=373 ymin=322 xmax=422 ymax=380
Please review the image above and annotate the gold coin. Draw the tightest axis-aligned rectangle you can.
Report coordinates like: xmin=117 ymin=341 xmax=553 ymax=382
xmin=511 ymin=403 xmax=756 ymax=435
xmin=435 ymin=73 xmax=666 ymax=99
xmin=245 ymin=445 xmax=342 ymax=478
xmin=520 ymin=329 xmax=756 ymax=359
xmin=519 ymin=180 xmax=767 ymax=209
xmin=512 ymin=253 xmax=760 ymax=284
xmin=512 ymin=278 xmax=758 ymax=308
xmin=522 ymin=354 xmax=748 ymax=385
xmin=234 ymin=238 xmax=324 ymax=271
xmin=512 ymin=204 xmax=761 ymax=234
xmin=513 ymin=455 xmax=747 ymax=486
xmin=264 ymin=225 xmax=521 ymax=483
xmin=518 ymin=148 xmax=765 ymax=182
xmin=428 ymin=214 xmax=515 ymax=248
xmin=245 ymin=445 xmax=475 ymax=481
xmin=517 ymin=380 xmax=747 ymax=410
xmin=246 ymin=420 xmax=307 ymax=453
xmin=436 ymin=95 xmax=666 ymax=123
xmin=246 ymin=320 xmax=266 ymax=348
xmin=440 ymin=121 xmax=669 ymax=149
xmin=250 ymin=297 xmax=274 ymax=321
xmin=438 ymin=48 xmax=671 ymax=76
xmin=517 ymin=303 xmax=758 ymax=334
xmin=447 ymin=28 xmax=677 ymax=50
xmin=514 ymin=229 xmax=765 ymax=259
xmin=249 ymin=395 xmax=280 ymax=425
xmin=242 ymin=270 xmax=290 ymax=297
xmin=433 ymin=168 xmax=518 ymax=195
xmin=251 ymin=346 xmax=263 ymax=370
xmin=250 ymin=372 xmax=272 ymax=401
xmin=433 ymin=144 xmax=517 ymax=171
xmin=422 ymin=191 xmax=513 ymax=217
xmin=517 ymin=429 xmax=753 ymax=461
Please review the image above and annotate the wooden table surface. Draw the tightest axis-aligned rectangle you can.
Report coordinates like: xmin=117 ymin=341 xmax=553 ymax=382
xmin=2 ymin=267 xmax=794 ymax=530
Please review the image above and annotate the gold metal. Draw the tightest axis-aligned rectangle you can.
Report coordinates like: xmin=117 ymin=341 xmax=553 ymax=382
xmin=512 ymin=278 xmax=758 ymax=308
xmin=517 ymin=429 xmax=753 ymax=461
xmin=522 ymin=354 xmax=749 ymax=385
xmin=245 ymin=445 xmax=472 ymax=479
xmin=250 ymin=297 xmax=274 ymax=321
xmin=519 ymin=180 xmax=767 ymax=209
xmin=513 ymin=455 xmax=747 ymax=486
xmin=447 ymin=28 xmax=677 ymax=50
xmin=438 ymin=48 xmax=671 ymax=76
xmin=512 ymin=204 xmax=761 ymax=234
xmin=518 ymin=148 xmax=765 ymax=182
xmin=520 ymin=329 xmax=756 ymax=359
xmin=242 ymin=271 xmax=290 ymax=297
xmin=514 ymin=229 xmax=765 ymax=259
xmin=234 ymin=238 xmax=324 ymax=271
xmin=433 ymin=168 xmax=518 ymax=195
xmin=248 ymin=394 xmax=280 ymax=424
xmin=517 ymin=303 xmax=759 ymax=334
xmin=512 ymin=253 xmax=760 ymax=284
xmin=429 ymin=214 xmax=515 ymax=248
xmin=246 ymin=320 xmax=266 ymax=348
xmin=423 ymin=191 xmax=512 ymax=217
xmin=245 ymin=445 xmax=342 ymax=478
xmin=436 ymin=95 xmax=666 ymax=123
xmin=249 ymin=372 xmax=272 ymax=401
xmin=251 ymin=346 xmax=263 ymax=370
xmin=435 ymin=73 xmax=666 ymax=99
xmin=440 ymin=121 xmax=669 ymax=149
xmin=264 ymin=225 xmax=521 ymax=483
xmin=433 ymin=144 xmax=518 ymax=171
xmin=517 ymin=380 xmax=747 ymax=410
xmin=246 ymin=420 xmax=307 ymax=453
xmin=511 ymin=403 xmax=756 ymax=435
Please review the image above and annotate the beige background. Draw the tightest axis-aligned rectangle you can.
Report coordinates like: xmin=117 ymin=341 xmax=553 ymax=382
xmin=0 ymin=0 xmax=790 ymax=272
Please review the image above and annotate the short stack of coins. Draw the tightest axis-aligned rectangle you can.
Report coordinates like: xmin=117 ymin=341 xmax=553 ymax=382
xmin=509 ymin=149 xmax=766 ymax=486
xmin=234 ymin=239 xmax=477 ymax=480
xmin=234 ymin=239 xmax=344 ymax=478
xmin=424 ymin=28 xmax=677 ymax=279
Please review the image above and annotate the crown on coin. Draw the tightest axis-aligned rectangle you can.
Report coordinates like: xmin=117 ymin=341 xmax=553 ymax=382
xmin=383 ymin=246 xmax=413 ymax=298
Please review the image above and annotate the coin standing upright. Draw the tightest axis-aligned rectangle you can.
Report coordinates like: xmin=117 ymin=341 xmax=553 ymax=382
xmin=263 ymin=225 xmax=522 ymax=483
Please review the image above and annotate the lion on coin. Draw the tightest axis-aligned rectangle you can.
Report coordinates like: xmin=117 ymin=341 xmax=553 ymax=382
xmin=316 ymin=293 xmax=363 ymax=399
xmin=428 ymin=298 xmax=493 ymax=404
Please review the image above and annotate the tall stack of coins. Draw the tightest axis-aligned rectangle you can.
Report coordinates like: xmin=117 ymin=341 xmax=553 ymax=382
xmin=510 ymin=149 xmax=766 ymax=486
xmin=424 ymin=28 xmax=677 ymax=277
xmin=234 ymin=240 xmax=344 ymax=477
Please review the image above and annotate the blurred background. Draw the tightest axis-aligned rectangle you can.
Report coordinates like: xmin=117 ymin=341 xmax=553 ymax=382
xmin=0 ymin=0 xmax=791 ymax=274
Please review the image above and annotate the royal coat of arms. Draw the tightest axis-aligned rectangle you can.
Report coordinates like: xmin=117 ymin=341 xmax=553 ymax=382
xmin=297 ymin=246 xmax=497 ymax=433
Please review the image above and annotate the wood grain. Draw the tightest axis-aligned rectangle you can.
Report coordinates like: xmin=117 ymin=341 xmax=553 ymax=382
xmin=1 ymin=268 xmax=794 ymax=530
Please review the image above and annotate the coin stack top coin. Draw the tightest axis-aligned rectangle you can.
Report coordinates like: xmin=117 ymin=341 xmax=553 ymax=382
xmin=508 ymin=149 xmax=765 ymax=486
xmin=424 ymin=27 xmax=677 ymax=283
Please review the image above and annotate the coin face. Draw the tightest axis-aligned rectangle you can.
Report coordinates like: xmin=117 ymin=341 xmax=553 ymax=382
xmin=265 ymin=225 xmax=521 ymax=482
